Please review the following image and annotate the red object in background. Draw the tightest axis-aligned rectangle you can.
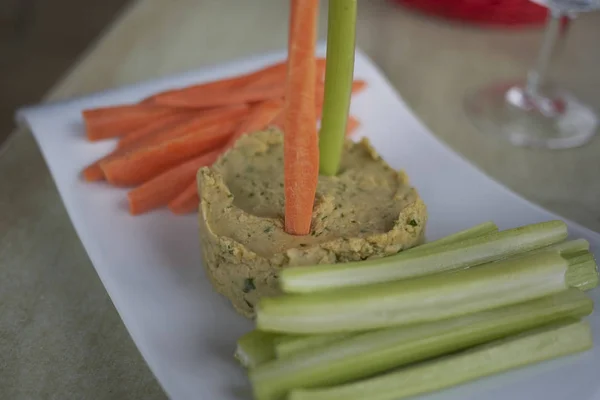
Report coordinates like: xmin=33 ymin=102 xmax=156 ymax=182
xmin=393 ymin=0 xmax=551 ymax=27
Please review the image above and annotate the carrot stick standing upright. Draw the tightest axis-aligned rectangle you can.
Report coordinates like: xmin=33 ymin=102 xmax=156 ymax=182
xmin=249 ymin=58 xmax=327 ymax=88
xmin=283 ymin=0 xmax=320 ymax=236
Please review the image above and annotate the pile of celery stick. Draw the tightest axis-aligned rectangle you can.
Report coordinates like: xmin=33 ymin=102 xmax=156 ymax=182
xmin=235 ymin=220 xmax=598 ymax=400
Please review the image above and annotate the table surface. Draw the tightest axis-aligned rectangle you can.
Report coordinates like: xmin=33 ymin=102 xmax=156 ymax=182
xmin=2 ymin=1 xmax=599 ymax=398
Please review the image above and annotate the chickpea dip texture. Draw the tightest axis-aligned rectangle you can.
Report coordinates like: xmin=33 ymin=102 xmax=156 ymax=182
xmin=198 ymin=129 xmax=427 ymax=318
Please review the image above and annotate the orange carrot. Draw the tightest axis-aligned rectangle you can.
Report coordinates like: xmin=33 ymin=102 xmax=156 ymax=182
xmin=100 ymin=119 xmax=238 ymax=186
xmin=82 ymin=163 xmax=106 ymax=182
xmin=346 ymin=116 xmax=360 ymax=136
xmin=283 ymin=0 xmax=320 ymax=236
xmin=168 ymin=182 xmax=200 ymax=215
xmin=81 ymin=105 xmax=249 ymax=182
xmin=224 ymin=99 xmax=284 ymax=149
xmin=147 ymin=59 xmax=327 ymax=108
xmin=82 ymin=115 xmax=199 ymax=182
xmin=82 ymin=104 xmax=184 ymax=141
xmin=164 ymin=100 xmax=285 ymax=215
xmin=163 ymin=91 xmax=305 ymax=217
xmin=115 ymin=113 xmax=193 ymax=150
xmin=349 ymin=79 xmax=367 ymax=95
xmin=127 ymin=149 xmax=222 ymax=215
xmin=143 ymin=61 xmax=288 ymax=105
xmin=117 ymin=104 xmax=248 ymax=149
xmin=147 ymin=84 xmax=286 ymax=109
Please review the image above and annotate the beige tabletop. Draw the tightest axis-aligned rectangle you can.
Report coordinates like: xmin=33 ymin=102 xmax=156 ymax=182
xmin=2 ymin=1 xmax=599 ymax=399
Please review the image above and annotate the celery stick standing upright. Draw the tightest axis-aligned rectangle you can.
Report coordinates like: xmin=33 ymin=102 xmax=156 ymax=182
xmin=319 ymin=0 xmax=358 ymax=176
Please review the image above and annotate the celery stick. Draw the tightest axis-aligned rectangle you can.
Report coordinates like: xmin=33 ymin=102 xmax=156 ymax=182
xmin=250 ymin=290 xmax=592 ymax=400
xmin=268 ymin=223 xmax=496 ymax=355
xmin=289 ymin=320 xmax=592 ymax=400
xmin=318 ymin=0 xmax=357 ymax=176
xmin=550 ymin=238 xmax=589 ymax=255
xmin=281 ymin=221 xmax=567 ymax=293
xmin=528 ymin=238 xmax=589 ymax=257
xmin=566 ymin=252 xmax=599 ymax=291
xmin=409 ymin=221 xmax=498 ymax=254
xmin=235 ymin=330 xmax=280 ymax=368
xmin=565 ymin=251 xmax=594 ymax=265
xmin=252 ymin=222 xmax=499 ymax=359
xmin=275 ymin=333 xmax=355 ymax=359
xmin=258 ymin=252 xmax=570 ymax=334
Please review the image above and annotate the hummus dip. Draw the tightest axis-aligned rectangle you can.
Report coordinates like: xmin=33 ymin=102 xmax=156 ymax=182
xmin=198 ymin=129 xmax=427 ymax=318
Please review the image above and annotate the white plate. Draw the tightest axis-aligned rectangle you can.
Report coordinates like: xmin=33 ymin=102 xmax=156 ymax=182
xmin=17 ymin=46 xmax=600 ymax=400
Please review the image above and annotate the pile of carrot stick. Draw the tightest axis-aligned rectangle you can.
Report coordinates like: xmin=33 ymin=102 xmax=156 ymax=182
xmin=81 ymin=58 xmax=367 ymax=216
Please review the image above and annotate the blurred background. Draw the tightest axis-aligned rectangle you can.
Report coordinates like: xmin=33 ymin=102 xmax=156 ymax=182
xmin=0 ymin=0 xmax=127 ymax=144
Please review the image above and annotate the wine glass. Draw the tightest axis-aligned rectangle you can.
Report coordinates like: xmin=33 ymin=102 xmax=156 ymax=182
xmin=465 ymin=0 xmax=600 ymax=149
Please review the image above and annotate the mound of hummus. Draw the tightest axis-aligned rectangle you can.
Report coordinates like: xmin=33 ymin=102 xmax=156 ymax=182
xmin=198 ymin=129 xmax=427 ymax=318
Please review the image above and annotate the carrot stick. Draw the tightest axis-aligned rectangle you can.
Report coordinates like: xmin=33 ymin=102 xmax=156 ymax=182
xmin=319 ymin=0 xmax=358 ymax=176
xmin=143 ymin=61 xmax=288 ymax=104
xmin=164 ymin=100 xmax=285 ymax=215
xmin=82 ymin=118 xmax=186 ymax=182
xmin=147 ymin=59 xmax=326 ymax=108
xmin=283 ymin=0 xmax=320 ymax=236
xmin=147 ymin=100 xmax=284 ymax=215
xmin=224 ymin=99 xmax=284 ymax=148
xmin=168 ymin=181 xmax=200 ymax=215
xmin=147 ymin=84 xmax=286 ymax=109
xmin=82 ymin=104 xmax=184 ymax=141
xmin=115 ymin=113 xmax=193 ymax=150
xmin=82 ymin=163 xmax=106 ymax=182
xmin=127 ymin=149 xmax=222 ymax=215
xmin=81 ymin=105 xmax=249 ymax=182
xmin=346 ymin=116 xmax=360 ymax=136
xmin=100 ymin=119 xmax=238 ymax=186
xmin=349 ymin=79 xmax=367 ymax=94
xmin=117 ymin=104 xmax=248 ymax=149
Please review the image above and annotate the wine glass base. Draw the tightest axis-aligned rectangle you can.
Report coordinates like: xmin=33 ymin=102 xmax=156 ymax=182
xmin=465 ymin=81 xmax=598 ymax=149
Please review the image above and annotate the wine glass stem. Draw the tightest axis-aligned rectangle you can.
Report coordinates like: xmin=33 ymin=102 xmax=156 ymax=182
xmin=526 ymin=9 xmax=564 ymax=96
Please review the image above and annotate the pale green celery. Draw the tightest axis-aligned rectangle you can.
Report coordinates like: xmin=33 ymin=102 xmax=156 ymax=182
xmin=528 ymin=238 xmax=589 ymax=257
xmin=235 ymin=330 xmax=280 ymax=368
xmin=565 ymin=252 xmax=599 ymax=291
xmin=552 ymin=238 xmax=589 ymax=256
xmin=289 ymin=320 xmax=592 ymax=400
xmin=318 ymin=0 xmax=357 ymax=176
xmin=275 ymin=333 xmax=355 ymax=359
xmin=280 ymin=221 xmax=567 ymax=293
xmin=408 ymin=221 xmax=498 ymax=254
xmin=245 ymin=222 xmax=498 ymax=360
xmin=257 ymin=252 xmax=570 ymax=334
xmin=565 ymin=251 xmax=594 ymax=265
xmin=250 ymin=290 xmax=591 ymax=400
